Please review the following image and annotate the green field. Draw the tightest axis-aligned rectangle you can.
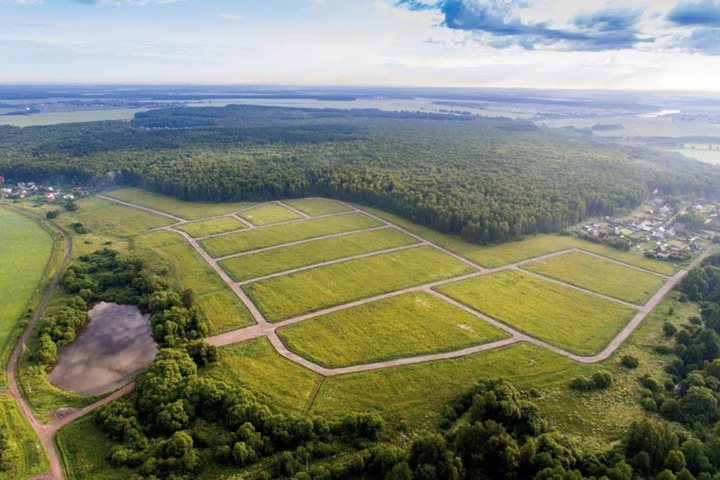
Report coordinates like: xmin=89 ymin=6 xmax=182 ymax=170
xmin=0 ymin=108 xmax=147 ymax=127
xmin=436 ymin=270 xmax=637 ymax=355
xmin=0 ymin=208 xmax=54 ymax=385
xmin=0 ymin=395 xmax=49 ymax=479
xmin=283 ymin=198 xmax=351 ymax=216
xmin=136 ymin=231 xmax=253 ymax=333
xmin=205 ymin=339 xmax=321 ymax=412
xmin=107 ymin=188 xmax=256 ymax=220
xmin=238 ymin=203 xmax=303 ymax=226
xmin=277 ymin=292 xmax=510 ymax=367
xmin=174 ymin=217 xmax=245 ymax=238
xmin=220 ymin=228 xmax=417 ymax=282
xmin=200 ymin=212 xmax=383 ymax=258
xmin=523 ymin=252 xmax=666 ymax=304
xmin=244 ymin=246 xmax=475 ymax=322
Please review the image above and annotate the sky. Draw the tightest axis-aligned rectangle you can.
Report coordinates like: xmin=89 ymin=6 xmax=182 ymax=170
xmin=0 ymin=0 xmax=719 ymax=91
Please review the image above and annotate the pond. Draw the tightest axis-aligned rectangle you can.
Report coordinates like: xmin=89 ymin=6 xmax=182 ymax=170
xmin=48 ymin=302 xmax=158 ymax=396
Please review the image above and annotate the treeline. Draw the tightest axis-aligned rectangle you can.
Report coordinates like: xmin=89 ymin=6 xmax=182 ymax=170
xmin=36 ymin=249 xmax=210 ymax=365
xmin=2 ymin=105 xmax=720 ymax=244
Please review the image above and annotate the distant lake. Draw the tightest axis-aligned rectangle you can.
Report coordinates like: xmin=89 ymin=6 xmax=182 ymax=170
xmin=48 ymin=302 xmax=158 ymax=396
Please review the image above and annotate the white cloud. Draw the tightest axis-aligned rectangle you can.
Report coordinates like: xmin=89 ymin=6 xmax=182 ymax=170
xmin=221 ymin=13 xmax=243 ymax=21
xmin=0 ymin=0 xmax=42 ymax=4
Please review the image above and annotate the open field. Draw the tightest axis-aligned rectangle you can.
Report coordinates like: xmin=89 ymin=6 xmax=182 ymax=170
xmin=523 ymin=251 xmax=666 ymax=304
xmin=205 ymin=339 xmax=321 ymax=412
xmin=174 ymin=217 xmax=245 ymax=238
xmin=238 ymin=203 xmax=303 ymax=226
xmin=244 ymin=246 xmax=475 ymax=322
xmin=201 ymin=212 xmax=383 ymax=258
xmin=107 ymin=188 xmax=256 ymax=220
xmin=136 ymin=231 xmax=253 ymax=333
xmin=436 ymin=270 xmax=637 ymax=355
xmin=0 ymin=395 xmax=49 ymax=480
xmin=0 ymin=108 xmax=148 ymax=127
xmin=283 ymin=198 xmax=351 ymax=216
xmin=277 ymin=292 xmax=510 ymax=367
xmin=219 ymin=228 xmax=417 ymax=282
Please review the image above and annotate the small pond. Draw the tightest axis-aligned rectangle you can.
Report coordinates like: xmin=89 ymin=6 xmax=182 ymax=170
xmin=48 ymin=302 xmax=158 ymax=396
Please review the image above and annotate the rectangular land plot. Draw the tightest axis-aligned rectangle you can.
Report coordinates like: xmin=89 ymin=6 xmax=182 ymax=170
xmin=523 ymin=251 xmax=666 ymax=305
xmin=220 ymin=228 xmax=417 ymax=282
xmin=277 ymin=292 xmax=510 ymax=367
xmin=200 ymin=212 xmax=382 ymax=258
xmin=136 ymin=231 xmax=253 ymax=333
xmin=238 ymin=203 xmax=303 ymax=226
xmin=174 ymin=217 xmax=246 ymax=238
xmin=435 ymin=270 xmax=637 ymax=356
xmin=58 ymin=196 xmax=173 ymax=237
xmin=244 ymin=246 xmax=475 ymax=322
xmin=108 ymin=187 xmax=256 ymax=220
xmin=283 ymin=198 xmax=351 ymax=216
xmin=205 ymin=338 xmax=321 ymax=412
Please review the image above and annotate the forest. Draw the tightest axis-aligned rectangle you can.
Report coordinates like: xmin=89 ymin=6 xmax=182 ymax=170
xmin=2 ymin=105 xmax=720 ymax=244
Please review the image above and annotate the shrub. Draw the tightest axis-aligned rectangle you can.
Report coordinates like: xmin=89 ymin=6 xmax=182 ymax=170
xmin=621 ymin=355 xmax=639 ymax=369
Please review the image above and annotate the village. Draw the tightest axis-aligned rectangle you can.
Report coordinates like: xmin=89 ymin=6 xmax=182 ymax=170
xmin=0 ymin=176 xmax=89 ymax=202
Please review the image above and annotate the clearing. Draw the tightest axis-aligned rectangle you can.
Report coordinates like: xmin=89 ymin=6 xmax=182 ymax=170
xmin=107 ymin=188 xmax=255 ymax=220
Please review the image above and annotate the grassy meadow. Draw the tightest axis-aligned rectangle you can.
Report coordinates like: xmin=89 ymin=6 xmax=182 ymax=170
xmin=244 ymin=246 xmax=475 ymax=322
xmin=0 ymin=394 xmax=49 ymax=480
xmin=283 ymin=198 xmax=351 ymax=216
xmin=523 ymin=251 xmax=666 ymax=304
xmin=220 ymin=228 xmax=417 ymax=282
xmin=277 ymin=292 xmax=510 ymax=367
xmin=107 ymin=188 xmax=256 ymax=220
xmin=436 ymin=270 xmax=637 ymax=355
xmin=174 ymin=217 xmax=245 ymax=238
xmin=200 ymin=212 xmax=383 ymax=258
xmin=238 ymin=203 xmax=303 ymax=226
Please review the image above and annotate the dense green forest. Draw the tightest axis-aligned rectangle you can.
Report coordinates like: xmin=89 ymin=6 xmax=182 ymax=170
xmin=2 ymin=105 xmax=720 ymax=243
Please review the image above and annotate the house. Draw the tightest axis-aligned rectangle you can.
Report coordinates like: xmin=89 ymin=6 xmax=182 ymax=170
xmin=43 ymin=192 xmax=55 ymax=202
xmin=660 ymin=205 xmax=671 ymax=214
xmin=667 ymin=228 xmax=676 ymax=237
xmin=694 ymin=204 xmax=704 ymax=211
xmin=674 ymin=223 xmax=687 ymax=233
xmin=598 ymin=232 xmax=608 ymax=240
xmin=656 ymin=245 xmax=670 ymax=259
xmin=652 ymin=231 xmax=665 ymax=240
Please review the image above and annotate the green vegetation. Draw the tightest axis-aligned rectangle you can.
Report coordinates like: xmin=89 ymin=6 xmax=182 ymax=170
xmin=238 ymin=203 xmax=302 ymax=226
xmin=0 ymin=394 xmax=49 ymax=479
xmin=244 ymin=246 xmax=474 ymax=322
xmin=523 ymin=251 xmax=666 ymax=304
xmin=283 ymin=198 xmax=351 ymax=216
xmin=0 ymin=207 xmax=54 ymax=386
xmin=173 ymin=217 xmax=245 ymax=238
xmin=200 ymin=212 xmax=382 ymax=258
xmin=277 ymin=292 xmax=510 ymax=367
xmin=107 ymin=188 xmax=255 ymax=220
xmin=436 ymin=270 xmax=637 ymax=355
xmin=219 ymin=228 xmax=417 ymax=282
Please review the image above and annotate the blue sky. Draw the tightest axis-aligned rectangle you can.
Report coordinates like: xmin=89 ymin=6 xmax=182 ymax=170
xmin=1 ymin=0 xmax=719 ymax=90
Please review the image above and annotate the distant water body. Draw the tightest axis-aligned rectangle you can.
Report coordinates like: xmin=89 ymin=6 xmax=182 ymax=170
xmin=639 ymin=109 xmax=681 ymax=118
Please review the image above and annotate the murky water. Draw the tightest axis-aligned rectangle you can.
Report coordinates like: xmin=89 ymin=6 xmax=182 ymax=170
xmin=48 ymin=302 xmax=158 ymax=396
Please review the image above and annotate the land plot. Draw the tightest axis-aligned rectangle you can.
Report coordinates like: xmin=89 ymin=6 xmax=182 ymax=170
xmin=205 ymin=338 xmax=321 ymax=412
xmin=311 ymin=343 xmax=584 ymax=427
xmin=0 ymin=395 xmax=49 ymax=479
xmin=523 ymin=251 xmax=666 ymax=305
xmin=436 ymin=270 xmax=637 ymax=356
xmin=220 ymin=228 xmax=417 ymax=282
xmin=174 ymin=217 xmax=245 ymax=238
xmin=284 ymin=198 xmax=351 ymax=216
xmin=277 ymin=292 xmax=510 ymax=367
xmin=238 ymin=203 xmax=303 ymax=226
xmin=136 ymin=231 xmax=253 ymax=332
xmin=201 ymin=212 xmax=382 ymax=258
xmin=244 ymin=246 xmax=475 ymax=322
xmin=107 ymin=188 xmax=255 ymax=220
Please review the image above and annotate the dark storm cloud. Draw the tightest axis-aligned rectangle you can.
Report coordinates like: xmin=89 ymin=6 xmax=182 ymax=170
xmin=667 ymin=0 xmax=720 ymax=27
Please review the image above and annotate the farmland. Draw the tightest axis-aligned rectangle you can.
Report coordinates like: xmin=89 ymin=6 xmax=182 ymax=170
xmin=238 ymin=203 xmax=303 ymax=226
xmin=243 ymin=246 xmax=475 ymax=322
xmin=436 ymin=270 xmax=638 ymax=355
xmin=277 ymin=292 xmax=510 ymax=367
xmin=523 ymin=251 xmax=666 ymax=304
xmin=174 ymin=217 xmax=245 ymax=238
xmin=107 ymin=188 xmax=256 ymax=220
xmin=284 ymin=198 xmax=352 ymax=216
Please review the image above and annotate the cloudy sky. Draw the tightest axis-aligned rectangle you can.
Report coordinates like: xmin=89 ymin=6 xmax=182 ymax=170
xmin=1 ymin=0 xmax=719 ymax=90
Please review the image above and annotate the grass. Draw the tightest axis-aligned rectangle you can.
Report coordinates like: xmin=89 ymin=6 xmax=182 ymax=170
xmin=0 ymin=207 xmax=54 ymax=387
xmin=219 ymin=228 xmax=417 ymax=282
xmin=0 ymin=394 xmax=49 ymax=479
xmin=174 ymin=217 xmax=245 ymax=238
xmin=436 ymin=270 xmax=637 ymax=356
xmin=238 ymin=203 xmax=303 ymax=226
xmin=205 ymin=338 xmax=321 ymax=412
xmin=277 ymin=292 xmax=510 ymax=367
xmin=283 ymin=198 xmax=351 ymax=216
xmin=523 ymin=251 xmax=666 ymax=305
xmin=106 ymin=187 xmax=255 ymax=220
xmin=244 ymin=246 xmax=475 ymax=322
xmin=200 ymin=212 xmax=383 ymax=258
xmin=135 ymin=231 xmax=253 ymax=333
xmin=0 ymin=109 xmax=147 ymax=127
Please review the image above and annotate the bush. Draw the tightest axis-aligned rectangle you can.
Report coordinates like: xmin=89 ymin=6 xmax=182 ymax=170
xmin=664 ymin=322 xmax=678 ymax=337
xmin=621 ymin=355 xmax=639 ymax=369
